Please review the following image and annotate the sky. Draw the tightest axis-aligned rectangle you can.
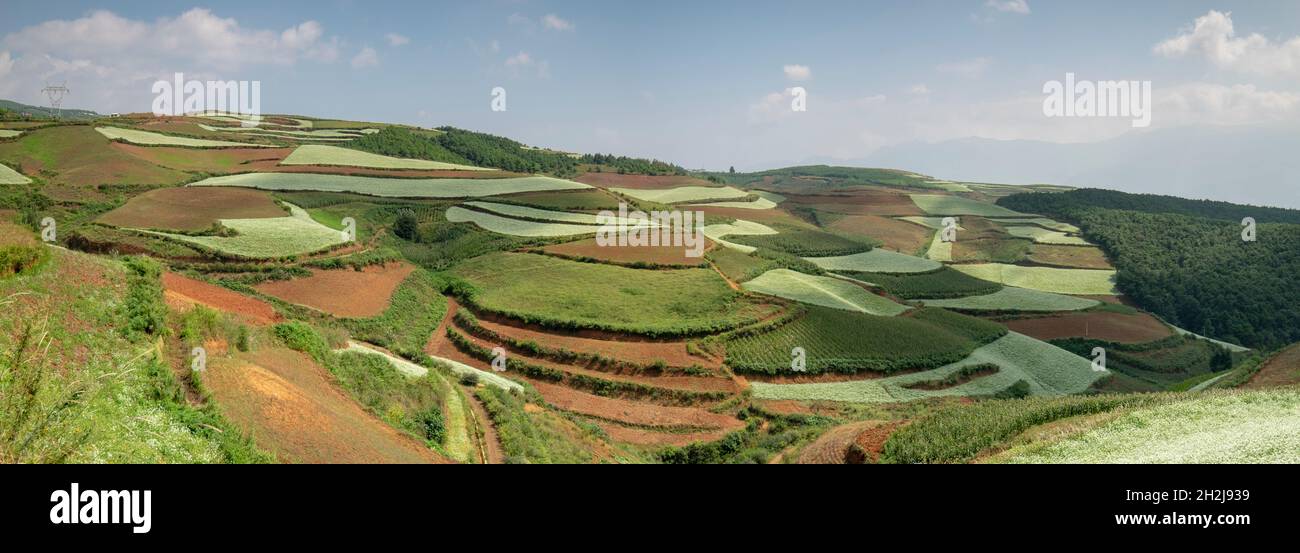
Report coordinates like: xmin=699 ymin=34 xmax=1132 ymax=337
xmin=2 ymin=0 xmax=1298 ymax=179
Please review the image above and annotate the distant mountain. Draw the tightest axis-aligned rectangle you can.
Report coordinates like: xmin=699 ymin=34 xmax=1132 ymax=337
xmin=856 ymin=125 xmax=1300 ymax=209
xmin=0 ymin=99 xmax=101 ymax=120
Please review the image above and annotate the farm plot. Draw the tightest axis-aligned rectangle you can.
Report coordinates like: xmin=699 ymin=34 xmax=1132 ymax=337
xmin=446 ymin=206 xmax=598 ymax=237
xmin=988 ymin=217 xmax=1080 ymax=233
xmin=281 ymin=144 xmax=491 ymax=171
xmin=197 ymin=124 xmax=365 ymax=139
xmin=742 ymin=269 xmax=909 ymax=315
xmin=727 ymin=306 xmax=1006 ymax=375
xmin=727 ymin=225 xmax=875 ymax=257
xmin=751 ymin=332 xmax=1103 ymax=403
xmin=950 ymin=263 xmax=1118 ymax=295
xmin=113 ymin=143 xmax=292 ymax=173
xmin=541 ymin=237 xmax=708 ymax=267
xmin=0 ymin=126 xmax=189 ymax=187
xmin=924 ymin=229 xmax=952 ymax=262
xmin=96 ymin=187 xmax=287 ymax=231
xmin=1005 ymin=226 xmax=1090 ymax=245
xmin=1028 ymin=244 xmax=1113 ymax=269
xmin=842 ymin=266 xmax=1001 ymax=299
xmin=919 ymin=286 xmax=1100 ymax=312
xmin=0 ymin=162 xmax=30 ymax=184
xmin=189 ymin=172 xmax=590 ymax=198
xmin=577 ymin=173 xmax=717 ymax=189
xmin=1004 ymin=310 xmax=1174 ymax=343
xmin=254 ymin=262 xmax=415 ymax=318
xmin=494 ymin=189 xmax=622 ymax=210
xmin=96 ymin=126 xmax=274 ymax=148
xmin=691 ymin=196 xmax=778 ymax=210
xmin=137 ymin=203 xmax=346 ymax=258
xmin=463 ymin=201 xmax=600 ymax=224
xmin=826 ymin=215 xmax=933 ymax=254
xmin=449 ymin=252 xmax=778 ymax=336
xmin=779 ymin=190 xmax=923 ymax=216
xmin=806 ymin=249 xmax=940 ymax=274
xmin=0 ymin=130 xmax=22 ymax=138
xmin=703 ymin=219 xmax=778 ymax=253
xmin=162 ymin=272 xmax=281 ymax=325
xmin=611 ymin=185 xmax=749 ymax=204
xmin=991 ymin=389 xmax=1300 ymax=463
xmin=910 ymin=194 xmax=1027 ymax=217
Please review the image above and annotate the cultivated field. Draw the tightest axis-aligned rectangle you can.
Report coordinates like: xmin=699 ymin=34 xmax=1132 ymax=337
xmin=1004 ymin=226 xmax=1090 ymax=245
xmin=950 ymin=264 xmax=1118 ymax=295
xmin=190 ymin=173 xmax=590 ymax=197
xmin=919 ymin=286 xmax=1100 ymax=312
xmin=463 ymin=201 xmax=601 ymax=223
xmin=280 ymin=144 xmax=491 ymax=171
xmin=611 ymin=185 xmax=749 ymax=203
xmin=540 ymin=237 xmax=708 ymax=267
xmin=97 ymin=187 xmax=287 ymax=231
xmin=0 ymin=125 xmax=189 ymax=187
xmin=1005 ymin=311 xmax=1174 ymax=343
xmin=702 ymin=219 xmax=779 ymax=253
xmin=806 ymin=249 xmax=941 ymax=273
xmin=0 ymin=129 xmax=22 ymax=138
xmin=691 ymin=196 xmax=779 ymax=210
xmin=96 ymin=126 xmax=274 ymax=148
xmin=988 ymin=217 xmax=1080 ymax=233
xmin=826 ymin=215 xmax=933 ymax=254
xmin=0 ymin=163 xmax=29 ymax=184
xmin=1027 ymin=244 xmax=1113 ymax=269
xmin=254 ymin=262 xmax=416 ymax=318
xmin=910 ymin=194 xmax=1027 ymax=217
xmin=139 ymin=203 xmax=346 ymax=258
xmin=742 ymin=269 xmax=910 ymax=315
xmin=445 ymin=206 xmax=598 ymax=237
xmin=842 ymin=266 xmax=1001 ymax=299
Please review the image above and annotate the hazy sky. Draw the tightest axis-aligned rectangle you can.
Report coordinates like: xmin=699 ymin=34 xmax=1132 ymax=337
xmin=2 ymin=0 xmax=1298 ymax=172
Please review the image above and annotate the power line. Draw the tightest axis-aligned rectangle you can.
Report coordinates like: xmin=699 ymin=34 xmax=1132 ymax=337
xmin=41 ymin=82 xmax=71 ymax=119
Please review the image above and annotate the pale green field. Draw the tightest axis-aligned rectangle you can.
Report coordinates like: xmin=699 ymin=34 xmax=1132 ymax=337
xmin=280 ymin=144 xmax=491 ymax=171
xmin=1005 ymin=226 xmax=1091 ymax=245
xmin=612 ymin=185 xmax=749 ymax=204
xmin=96 ymin=126 xmax=274 ymax=148
xmin=0 ymin=129 xmax=22 ymax=138
xmin=919 ymin=286 xmax=1100 ymax=312
xmin=751 ymin=332 xmax=1104 ymax=403
xmin=446 ymin=206 xmax=599 ymax=237
xmin=925 ymin=229 xmax=953 ymax=261
xmin=950 ymin=263 xmax=1117 ymax=295
xmin=197 ymin=123 xmax=365 ymax=139
xmin=197 ymin=113 xmax=313 ymax=128
xmin=690 ymin=197 xmax=778 ymax=210
xmin=910 ymin=194 xmax=1027 ymax=217
xmin=463 ymin=201 xmax=601 ymax=224
xmin=742 ymin=269 xmax=910 ymax=316
xmin=137 ymin=203 xmax=345 ymax=258
xmin=189 ymin=173 xmax=590 ymax=198
xmin=898 ymin=216 xmax=959 ymax=230
xmin=806 ymin=249 xmax=941 ymax=274
xmin=753 ymin=190 xmax=787 ymax=203
xmin=0 ymin=162 xmax=31 ymax=184
xmin=991 ymin=389 xmax=1300 ymax=463
xmin=988 ymin=217 xmax=1080 ymax=233
xmin=702 ymin=219 xmax=777 ymax=253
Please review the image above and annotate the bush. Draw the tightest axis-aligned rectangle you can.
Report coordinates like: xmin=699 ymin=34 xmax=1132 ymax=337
xmin=393 ymin=209 xmax=419 ymax=241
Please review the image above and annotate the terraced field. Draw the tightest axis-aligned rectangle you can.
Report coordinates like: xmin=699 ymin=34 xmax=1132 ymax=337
xmin=0 ymin=162 xmax=30 ymax=184
xmin=742 ymin=269 xmax=910 ymax=315
xmin=190 ymin=173 xmax=590 ymax=197
xmin=1004 ymin=226 xmax=1090 ymax=245
xmin=611 ymin=185 xmax=749 ymax=203
xmin=702 ymin=219 xmax=778 ymax=253
xmin=97 ymin=187 xmax=287 ymax=231
xmin=919 ymin=286 xmax=1100 ymax=312
xmin=446 ymin=206 xmax=598 ymax=237
xmin=806 ymin=249 xmax=941 ymax=273
xmin=281 ymin=144 xmax=491 ymax=171
xmin=463 ymin=201 xmax=601 ymax=223
xmin=910 ymin=194 xmax=1027 ymax=217
xmin=950 ymin=264 xmax=1118 ymax=295
xmin=137 ymin=203 xmax=346 ymax=258
xmin=96 ymin=126 xmax=274 ymax=148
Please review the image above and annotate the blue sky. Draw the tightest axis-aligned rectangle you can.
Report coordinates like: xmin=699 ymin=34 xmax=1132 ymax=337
xmin=2 ymin=0 xmax=1298 ymax=172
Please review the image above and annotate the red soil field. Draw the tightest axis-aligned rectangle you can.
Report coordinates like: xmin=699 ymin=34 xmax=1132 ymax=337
xmin=1245 ymin=343 xmax=1300 ymax=389
xmin=162 ymin=272 xmax=281 ymax=325
xmin=594 ymin=422 xmax=731 ymax=447
xmin=575 ymin=172 xmax=716 ymax=189
xmin=780 ymin=190 xmax=923 ymax=216
xmin=203 ymin=348 xmax=447 ymax=464
xmin=797 ymin=421 xmax=884 ymax=464
xmin=1004 ymin=311 xmax=1174 ymax=343
xmin=253 ymin=262 xmax=415 ymax=319
xmin=97 ymin=187 xmax=287 ymax=231
xmin=1028 ymin=244 xmax=1114 ymax=270
xmin=540 ymin=238 xmax=710 ymax=267
xmin=693 ymin=204 xmax=812 ymax=226
xmin=827 ymin=214 xmax=932 ymax=253
xmin=470 ymin=311 xmax=722 ymax=370
xmin=528 ymin=380 xmax=744 ymax=431
xmin=111 ymin=143 xmax=292 ymax=173
xmin=0 ymin=126 xmax=189 ymax=187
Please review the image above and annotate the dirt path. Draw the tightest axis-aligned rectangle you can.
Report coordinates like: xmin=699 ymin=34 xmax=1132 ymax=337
xmin=798 ymin=421 xmax=884 ymax=464
xmin=462 ymin=387 xmax=506 ymax=464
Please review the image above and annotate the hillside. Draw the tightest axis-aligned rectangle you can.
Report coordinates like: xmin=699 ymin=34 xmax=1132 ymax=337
xmin=0 ymin=99 xmax=101 ymax=121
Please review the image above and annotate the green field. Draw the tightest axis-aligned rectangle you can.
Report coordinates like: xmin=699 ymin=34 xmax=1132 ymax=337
xmin=189 ymin=173 xmax=590 ymax=198
xmin=96 ymin=126 xmax=273 ymax=148
xmin=449 ymin=252 xmax=778 ymax=336
xmin=988 ymin=217 xmax=1080 ymax=233
xmin=445 ymin=206 xmax=598 ymax=237
xmin=0 ymin=130 xmax=22 ymax=138
xmin=842 ymin=266 xmax=1001 ymax=299
xmin=137 ymin=203 xmax=346 ymax=258
xmin=991 ymin=389 xmax=1300 ymax=463
xmin=690 ymin=196 xmax=778 ymax=209
xmin=463 ymin=201 xmax=601 ymax=223
xmin=751 ymin=332 xmax=1103 ymax=403
xmin=702 ymin=219 xmax=778 ymax=253
xmin=280 ymin=144 xmax=491 ymax=170
xmin=919 ymin=286 xmax=1100 ymax=312
xmin=910 ymin=194 xmax=1027 ymax=217
xmin=727 ymin=225 xmax=875 ymax=257
xmin=726 ymin=306 xmax=1006 ymax=375
xmin=806 ymin=249 xmax=941 ymax=274
xmin=611 ymin=185 xmax=749 ymax=204
xmin=0 ymin=162 xmax=30 ymax=184
xmin=197 ymin=124 xmax=366 ymax=139
xmin=1004 ymin=226 xmax=1090 ymax=245
xmin=494 ymin=189 xmax=621 ymax=210
xmin=742 ymin=269 xmax=909 ymax=315
xmin=950 ymin=263 xmax=1118 ymax=295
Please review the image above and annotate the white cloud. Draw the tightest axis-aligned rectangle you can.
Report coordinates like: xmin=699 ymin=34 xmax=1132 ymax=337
xmin=504 ymin=51 xmax=549 ymax=78
xmin=985 ymin=0 xmax=1030 ymax=15
xmin=351 ymin=47 xmax=379 ymax=69
xmin=0 ymin=51 xmax=12 ymax=79
xmin=1156 ymin=82 xmax=1300 ymax=126
xmin=505 ymin=51 xmax=533 ymax=67
xmin=541 ymin=14 xmax=575 ymax=32
xmin=937 ymin=57 xmax=991 ymax=76
xmin=909 ymin=84 xmax=931 ymax=95
xmin=1155 ymin=10 xmax=1300 ymax=74
xmin=385 ymin=33 xmax=410 ymax=47
xmin=783 ymin=64 xmax=811 ymax=81
xmin=490 ymin=40 xmax=500 ymax=53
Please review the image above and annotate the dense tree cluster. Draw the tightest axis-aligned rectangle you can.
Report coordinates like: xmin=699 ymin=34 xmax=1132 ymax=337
xmin=348 ymin=126 xmax=580 ymax=175
xmin=579 ymin=153 xmax=682 ymax=175
xmin=1000 ymin=189 xmax=1300 ymax=349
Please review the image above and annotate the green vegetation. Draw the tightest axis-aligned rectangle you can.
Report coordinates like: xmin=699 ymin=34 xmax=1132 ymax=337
xmin=728 ymin=224 xmax=876 ymax=257
xmin=463 ymin=201 xmax=600 ymax=223
xmin=192 ymin=172 xmax=590 ymax=198
xmin=611 ymin=185 xmax=749 ymax=204
xmin=580 ymin=153 xmax=683 ymax=175
xmin=136 ymin=203 xmax=346 ymax=259
xmin=910 ymin=194 xmax=1027 ymax=217
xmin=949 ymin=263 xmax=1117 ymax=295
xmin=1053 ymin=335 xmax=1231 ymax=389
xmin=435 ymin=127 xmax=580 ymax=175
xmin=806 ymin=249 xmax=940 ymax=274
xmin=448 ymin=252 xmax=778 ymax=337
xmin=0 ymin=163 xmax=29 ymax=184
xmin=1004 ymin=226 xmax=1090 ymax=245
xmin=475 ymin=385 xmax=603 ymax=464
xmin=843 ymin=266 xmax=1001 ymax=299
xmin=341 ymin=269 xmax=447 ymax=360
xmin=1000 ymin=189 xmax=1300 ymax=348
xmin=493 ymin=189 xmax=621 ymax=211
xmin=918 ymin=286 xmax=1100 ymax=312
xmin=742 ymin=269 xmax=909 ymax=315
xmin=445 ymin=206 xmax=598 ymax=237
xmin=726 ymin=305 xmax=1006 ymax=375
xmin=706 ymin=165 xmax=940 ymax=192
xmin=95 ymin=126 xmax=272 ymax=148
xmin=281 ymin=144 xmax=490 ymax=170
